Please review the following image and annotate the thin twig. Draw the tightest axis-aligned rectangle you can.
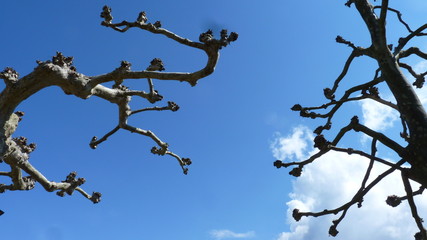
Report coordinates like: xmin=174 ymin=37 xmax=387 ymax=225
xmin=401 ymin=171 xmax=427 ymax=239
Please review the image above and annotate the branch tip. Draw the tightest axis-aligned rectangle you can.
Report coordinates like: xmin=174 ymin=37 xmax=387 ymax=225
xmin=90 ymin=136 xmax=98 ymax=149
xmin=182 ymin=158 xmax=192 ymax=166
xmin=100 ymin=5 xmax=113 ymax=24
xmin=153 ymin=21 xmax=162 ymax=28
xmin=273 ymin=160 xmax=283 ymax=169
xmin=199 ymin=29 xmax=238 ymax=47
xmin=289 ymin=166 xmax=302 ymax=177
xmin=52 ymin=52 xmax=74 ymax=68
xmin=314 ymin=135 xmax=331 ymax=150
xmin=136 ymin=11 xmax=147 ymax=24
xmin=329 ymin=225 xmax=339 ymax=237
xmin=167 ymin=101 xmax=180 ymax=111
xmin=291 ymin=104 xmax=302 ymax=111
xmin=292 ymin=208 xmax=302 ymax=221
xmin=386 ymin=195 xmax=402 ymax=207
xmin=1 ymin=67 xmax=19 ymax=84
xmin=344 ymin=0 xmax=353 ymax=7
xmin=147 ymin=58 xmax=165 ymax=71
xmin=323 ymin=88 xmax=336 ymax=100
xmin=90 ymin=192 xmax=102 ymax=204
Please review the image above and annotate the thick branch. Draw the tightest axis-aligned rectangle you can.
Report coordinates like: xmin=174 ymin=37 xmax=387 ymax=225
xmin=351 ymin=118 xmax=406 ymax=156
xmin=88 ymin=53 xmax=219 ymax=87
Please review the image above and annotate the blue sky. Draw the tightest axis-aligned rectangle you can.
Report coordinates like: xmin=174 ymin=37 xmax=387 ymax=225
xmin=1 ymin=1 xmax=427 ymax=240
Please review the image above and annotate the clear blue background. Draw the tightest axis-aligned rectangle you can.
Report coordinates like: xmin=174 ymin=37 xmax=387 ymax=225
xmin=1 ymin=1 xmax=426 ymax=240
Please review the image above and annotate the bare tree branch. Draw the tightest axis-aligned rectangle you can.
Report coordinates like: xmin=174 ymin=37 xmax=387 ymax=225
xmin=329 ymin=47 xmax=371 ymax=95
xmin=398 ymin=62 xmax=427 ymax=88
xmin=402 ymin=171 xmax=427 ymax=239
xmin=292 ymin=159 xmax=406 ymax=234
xmin=0 ymin=5 xmax=237 ymax=214
xmin=89 ymin=126 xmax=120 ymax=149
xmin=399 ymin=47 xmax=427 ymax=60
xmin=394 ymin=23 xmax=427 ymax=55
xmin=373 ymin=5 xmax=414 ymax=34
xmin=277 ymin=1 xmax=427 ymax=238
xmin=378 ymin=0 xmax=389 ymax=28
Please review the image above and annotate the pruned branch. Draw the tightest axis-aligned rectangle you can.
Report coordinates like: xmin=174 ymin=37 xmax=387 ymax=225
xmin=291 ymin=70 xmax=388 ymax=136
xmin=0 ymin=5 xmax=237 ymax=214
xmin=131 ymin=101 xmax=179 ymax=115
xmin=2 ymin=138 xmax=100 ymax=204
xmin=327 ymin=138 xmax=377 ymax=236
xmin=276 ymin=2 xmax=427 ymax=238
xmin=89 ymin=126 xmax=120 ymax=149
xmin=402 ymin=171 xmax=427 ymax=239
xmin=100 ymin=6 xmax=204 ymax=49
xmin=292 ymin=158 xmax=406 ymax=236
xmin=386 ymin=186 xmax=425 ymax=207
xmin=274 ymin=115 xmax=405 ymax=178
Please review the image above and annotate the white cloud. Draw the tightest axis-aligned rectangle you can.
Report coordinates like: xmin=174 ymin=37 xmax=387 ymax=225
xmin=270 ymin=126 xmax=314 ymax=161
xmin=272 ymin=62 xmax=427 ymax=239
xmin=210 ymin=230 xmax=255 ymax=240
xmin=414 ymin=60 xmax=427 ymax=74
xmin=276 ymin=225 xmax=308 ymax=240
xmin=360 ymin=99 xmax=399 ymax=131
xmin=271 ymin=126 xmax=427 ymax=240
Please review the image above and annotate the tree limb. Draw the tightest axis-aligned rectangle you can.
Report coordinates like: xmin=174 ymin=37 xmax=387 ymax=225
xmin=402 ymin=171 xmax=427 ymax=239
xmin=0 ymin=5 xmax=237 ymax=213
xmin=292 ymin=158 xmax=406 ymax=236
xmin=394 ymin=24 xmax=427 ymax=55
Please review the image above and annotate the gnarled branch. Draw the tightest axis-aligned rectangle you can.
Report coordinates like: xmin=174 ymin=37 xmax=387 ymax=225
xmin=276 ymin=1 xmax=427 ymax=238
xmin=0 ymin=5 xmax=237 ymax=214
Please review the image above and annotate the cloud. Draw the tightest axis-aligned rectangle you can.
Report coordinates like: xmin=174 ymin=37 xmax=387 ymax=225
xmin=271 ymin=126 xmax=427 ymax=240
xmin=272 ymin=60 xmax=427 ymax=239
xmin=360 ymin=99 xmax=399 ymax=131
xmin=270 ymin=126 xmax=314 ymax=161
xmin=414 ymin=60 xmax=427 ymax=74
xmin=210 ymin=230 xmax=255 ymax=240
